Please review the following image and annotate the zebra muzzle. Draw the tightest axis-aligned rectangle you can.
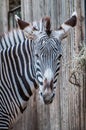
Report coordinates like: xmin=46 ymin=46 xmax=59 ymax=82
xmin=42 ymin=93 xmax=55 ymax=104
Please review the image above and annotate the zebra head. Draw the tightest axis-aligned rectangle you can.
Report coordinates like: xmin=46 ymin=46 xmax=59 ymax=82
xmin=15 ymin=12 xmax=77 ymax=104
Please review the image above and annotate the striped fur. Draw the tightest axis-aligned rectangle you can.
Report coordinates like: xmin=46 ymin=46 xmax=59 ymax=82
xmin=0 ymin=28 xmax=62 ymax=129
xmin=0 ymin=29 xmax=38 ymax=129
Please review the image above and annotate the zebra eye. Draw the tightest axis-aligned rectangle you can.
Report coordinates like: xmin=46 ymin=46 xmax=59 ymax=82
xmin=58 ymin=54 xmax=62 ymax=60
xmin=35 ymin=53 xmax=39 ymax=58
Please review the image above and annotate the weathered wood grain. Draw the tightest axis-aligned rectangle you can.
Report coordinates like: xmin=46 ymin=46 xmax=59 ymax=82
xmin=0 ymin=0 xmax=9 ymax=33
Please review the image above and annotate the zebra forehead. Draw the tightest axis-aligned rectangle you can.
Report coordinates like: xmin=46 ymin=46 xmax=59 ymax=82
xmin=34 ymin=37 xmax=62 ymax=53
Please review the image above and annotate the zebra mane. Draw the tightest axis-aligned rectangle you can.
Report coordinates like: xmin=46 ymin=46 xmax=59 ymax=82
xmin=0 ymin=29 xmax=25 ymax=50
xmin=42 ymin=17 xmax=51 ymax=35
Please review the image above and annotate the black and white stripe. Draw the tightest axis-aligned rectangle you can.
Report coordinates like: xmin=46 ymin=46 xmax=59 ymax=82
xmin=0 ymin=29 xmax=62 ymax=129
xmin=0 ymin=29 xmax=38 ymax=129
xmin=34 ymin=35 xmax=62 ymax=86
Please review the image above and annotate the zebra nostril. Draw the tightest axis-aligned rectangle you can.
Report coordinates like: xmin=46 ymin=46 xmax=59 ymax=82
xmin=50 ymin=79 xmax=53 ymax=90
xmin=40 ymin=92 xmax=43 ymax=96
xmin=52 ymin=93 xmax=55 ymax=98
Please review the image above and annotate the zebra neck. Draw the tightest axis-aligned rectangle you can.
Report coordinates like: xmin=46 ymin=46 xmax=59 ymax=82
xmin=15 ymin=39 xmax=38 ymax=98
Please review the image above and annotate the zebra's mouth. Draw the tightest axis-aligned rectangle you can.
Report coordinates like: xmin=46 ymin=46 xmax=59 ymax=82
xmin=43 ymin=93 xmax=55 ymax=104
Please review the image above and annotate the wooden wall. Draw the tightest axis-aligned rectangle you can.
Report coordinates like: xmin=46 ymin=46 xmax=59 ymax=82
xmin=12 ymin=0 xmax=86 ymax=130
xmin=0 ymin=0 xmax=9 ymax=34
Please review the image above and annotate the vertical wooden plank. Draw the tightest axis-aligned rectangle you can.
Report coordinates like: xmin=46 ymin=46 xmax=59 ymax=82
xmin=76 ymin=0 xmax=86 ymax=130
xmin=0 ymin=0 xmax=9 ymax=33
xmin=75 ymin=1 xmax=85 ymax=130
xmin=83 ymin=65 xmax=86 ymax=130
xmin=21 ymin=0 xmax=33 ymax=22
xmin=59 ymin=1 xmax=70 ymax=130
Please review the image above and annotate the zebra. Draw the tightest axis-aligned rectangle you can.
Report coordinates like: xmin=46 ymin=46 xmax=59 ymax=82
xmin=0 ymin=12 xmax=77 ymax=130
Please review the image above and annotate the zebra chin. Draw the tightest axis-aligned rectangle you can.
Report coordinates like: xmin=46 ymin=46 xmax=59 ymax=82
xmin=42 ymin=93 xmax=55 ymax=105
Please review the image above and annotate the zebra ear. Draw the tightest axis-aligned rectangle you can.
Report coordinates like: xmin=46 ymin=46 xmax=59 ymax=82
xmin=15 ymin=15 xmax=30 ymax=30
xmin=56 ymin=11 xmax=77 ymax=40
xmin=15 ymin=15 xmax=35 ymax=39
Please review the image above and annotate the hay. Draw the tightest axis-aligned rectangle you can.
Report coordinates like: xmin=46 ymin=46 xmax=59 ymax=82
xmin=69 ymin=45 xmax=86 ymax=87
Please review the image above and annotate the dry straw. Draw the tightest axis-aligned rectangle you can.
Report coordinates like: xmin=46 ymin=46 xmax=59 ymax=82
xmin=69 ymin=45 xmax=86 ymax=87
